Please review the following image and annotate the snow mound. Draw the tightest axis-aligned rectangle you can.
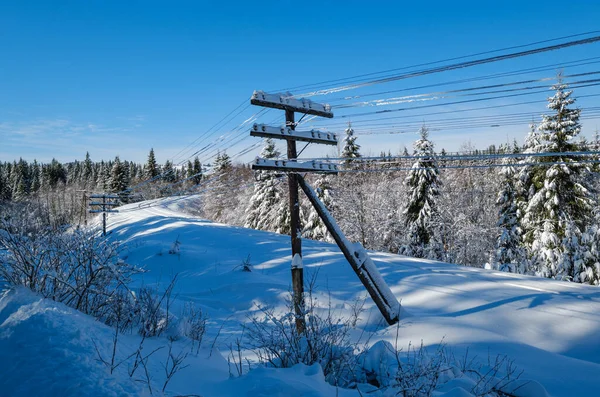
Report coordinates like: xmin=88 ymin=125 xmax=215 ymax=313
xmin=0 ymin=287 xmax=144 ymax=397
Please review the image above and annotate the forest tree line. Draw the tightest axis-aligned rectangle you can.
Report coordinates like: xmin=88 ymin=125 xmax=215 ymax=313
xmin=2 ymin=79 xmax=599 ymax=285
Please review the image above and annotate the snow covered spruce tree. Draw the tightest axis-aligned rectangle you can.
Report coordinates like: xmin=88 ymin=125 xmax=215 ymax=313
xmin=493 ymin=144 xmax=527 ymax=273
xmin=145 ymin=148 xmax=159 ymax=179
xmin=202 ymin=151 xmax=234 ymax=222
xmin=192 ymin=156 xmax=202 ymax=184
xmin=400 ymin=125 xmax=443 ymax=259
xmin=522 ymin=76 xmax=597 ymax=282
xmin=245 ymin=138 xmax=285 ymax=231
xmin=302 ymin=174 xmax=335 ymax=242
xmin=341 ymin=122 xmax=361 ymax=167
xmin=109 ymin=156 xmax=128 ymax=194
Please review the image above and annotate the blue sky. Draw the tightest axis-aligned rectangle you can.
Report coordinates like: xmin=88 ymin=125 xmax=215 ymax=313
xmin=2 ymin=0 xmax=600 ymax=165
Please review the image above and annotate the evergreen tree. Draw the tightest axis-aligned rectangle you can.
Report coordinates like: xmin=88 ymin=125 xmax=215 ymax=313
xmin=493 ymin=151 xmax=527 ymax=273
xmin=30 ymin=160 xmax=41 ymax=194
xmin=145 ymin=148 xmax=159 ymax=179
xmin=302 ymin=175 xmax=335 ymax=242
xmin=192 ymin=157 xmax=202 ymax=184
xmin=522 ymin=76 xmax=595 ymax=281
xmin=163 ymin=160 xmax=175 ymax=183
xmin=341 ymin=122 xmax=361 ymax=166
xmin=203 ymin=151 xmax=234 ymax=221
xmin=44 ymin=158 xmax=66 ymax=188
xmin=128 ymin=161 xmax=138 ymax=184
xmin=245 ymin=139 xmax=283 ymax=231
xmin=0 ymin=164 xmax=10 ymax=201
xmin=82 ymin=152 xmax=93 ymax=186
xmin=400 ymin=125 xmax=443 ymax=259
xmin=11 ymin=159 xmax=30 ymax=200
xmin=186 ymin=160 xmax=194 ymax=181
xmin=214 ymin=151 xmax=232 ymax=173
xmin=109 ymin=156 xmax=128 ymax=193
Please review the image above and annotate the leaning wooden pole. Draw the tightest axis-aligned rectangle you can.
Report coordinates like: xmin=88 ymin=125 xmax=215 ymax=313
xmin=297 ymin=175 xmax=400 ymax=325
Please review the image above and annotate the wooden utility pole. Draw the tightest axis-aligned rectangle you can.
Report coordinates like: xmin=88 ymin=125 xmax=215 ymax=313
xmin=250 ymin=91 xmax=334 ymax=333
xmin=249 ymin=90 xmax=400 ymax=326
xmin=76 ymin=189 xmax=87 ymax=226
xmin=89 ymin=194 xmax=120 ymax=236
xmin=285 ymin=109 xmax=305 ymax=333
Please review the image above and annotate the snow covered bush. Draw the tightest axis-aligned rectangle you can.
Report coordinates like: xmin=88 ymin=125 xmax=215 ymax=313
xmin=180 ymin=301 xmax=208 ymax=354
xmin=0 ymin=219 xmax=140 ymax=322
xmin=244 ymin=289 xmax=367 ymax=387
xmin=358 ymin=338 xmax=532 ymax=397
xmin=135 ymin=278 xmax=177 ymax=338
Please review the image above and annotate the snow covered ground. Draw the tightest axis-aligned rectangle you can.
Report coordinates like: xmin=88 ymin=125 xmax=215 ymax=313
xmin=2 ymin=196 xmax=600 ymax=396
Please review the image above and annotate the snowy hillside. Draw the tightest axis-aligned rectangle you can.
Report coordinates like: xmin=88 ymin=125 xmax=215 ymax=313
xmin=2 ymin=196 xmax=600 ymax=396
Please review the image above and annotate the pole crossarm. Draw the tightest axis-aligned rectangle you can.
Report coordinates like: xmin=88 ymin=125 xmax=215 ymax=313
xmin=89 ymin=209 xmax=119 ymax=214
xmin=252 ymin=158 xmax=339 ymax=174
xmin=251 ymin=90 xmax=334 ymax=118
xmin=250 ymin=123 xmax=338 ymax=145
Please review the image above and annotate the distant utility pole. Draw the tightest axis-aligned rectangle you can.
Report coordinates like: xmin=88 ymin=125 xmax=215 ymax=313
xmin=249 ymin=90 xmax=400 ymax=330
xmin=89 ymin=194 xmax=120 ymax=236
xmin=77 ymin=190 xmax=87 ymax=226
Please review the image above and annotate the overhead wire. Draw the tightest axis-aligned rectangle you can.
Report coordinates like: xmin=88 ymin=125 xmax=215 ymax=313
xmin=324 ymin=57 xmax=600 ymax=104
xmin=331 ymin=73 xmax=600 ymax=109
xmin=276 ymin=31 xmax=600 ymax=93
xmin=294 ymin=34 xmax=600 ymax=98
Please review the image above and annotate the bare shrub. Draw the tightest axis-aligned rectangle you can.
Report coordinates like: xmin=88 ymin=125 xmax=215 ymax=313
xmin=360 ymin=329 xmax=527 ymax=397
xmin=180 ymin=302 xmax=208 ymax=354
xmin=244 ymin=281 xmax=367 ymax=386
xmin=0 ymin=219 xmax=139 ymax=321
xmin=136 ymin=277 xmax=177 ymax=338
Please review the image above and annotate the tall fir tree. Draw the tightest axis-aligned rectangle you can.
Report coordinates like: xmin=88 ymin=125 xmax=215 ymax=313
xmin=341 ymin=122 xmax=361 ymax=166
xmin=30 ymin=160 xmax=41 ymax=194
xmin=186 ymin=160 xmax=194 ymax=181
xmin=163 ymin=160 xmax=175 ymax=183
xmin=400 ymin=125 xmax=443 ymax=259
xmin=82 ymin=152 xmax=93 ymax=187
xmin=245 ymin=138 xmax=284 ymax=231
xmin=192 ymin=156 xmax=202 ymax=184
xmin=145 ymin=148 xmax=159 ymax=179
xmin=203 ymin=151 xmax=234 ymax=221
xmin=493 ymin=146 xmax=527 ymax=273
xmin=109 ymin=156 xmax=128 ymax=193
xmin=522 ymin=76 xmax=596 ymax=281
xmin=302 ymin=175 xmax=335 ymax=242
xmin=214 ymin=151 xmax=232 ymax=173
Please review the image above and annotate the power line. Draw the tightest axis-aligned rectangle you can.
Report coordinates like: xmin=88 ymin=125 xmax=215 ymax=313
xmin=332 ymin=73 xmax=600 ymax=109
xmin=295 ymin=34 xmax=600 ymax=98
xmin=170 ymin=98 xmax=250 ymax=164
xmin=324 ymin=57 xmax=600 ymax=103
xmin=335 ymin=158 xmax=600 ymax=173
xmin=321 ymin=92 xmax=600 ymax=120
xmin=299 ymin=150 xmax=600 ymax=163
xmin=306 ymin=93 xmax=600 ymax=129
xmin=346 ymin=111 xmax=600 ymax=135
xmin=276 ymin=31 xmax=600 ymax=93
